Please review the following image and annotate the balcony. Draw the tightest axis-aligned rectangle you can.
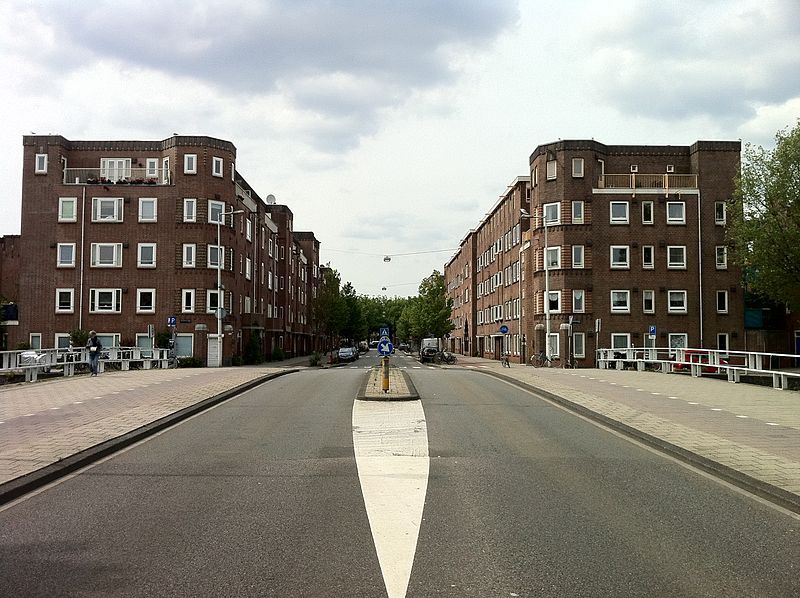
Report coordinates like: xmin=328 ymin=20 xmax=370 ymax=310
xmin=596 ymin=173 xmax=698 ymax=195
xmin=63 ymin=167 xmax=171 ymax=186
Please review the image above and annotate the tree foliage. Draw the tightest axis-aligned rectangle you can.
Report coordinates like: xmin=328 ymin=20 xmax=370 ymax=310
xmin=729 ymin=121 xmax=800 ymax=310
xmin=312 ymin=267 xmax=347 ymax=348
xmin=396 ymin=270 xmax=454 ymax=343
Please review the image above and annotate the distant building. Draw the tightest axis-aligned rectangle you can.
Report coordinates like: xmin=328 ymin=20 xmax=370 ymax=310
xmin=446 ymin=139 xmax=744 ymax=366
xmin=4 ymin=134 xmax=322 ymax=364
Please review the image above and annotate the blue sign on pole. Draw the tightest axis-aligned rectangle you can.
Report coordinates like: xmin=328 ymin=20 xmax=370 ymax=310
xmin=379 ymin=327 xmax=390 ymax=338
xmin=378 ymin=340 xmax=394 ymax=356
xmin=649 ymin=325 xmax=656 ymax=336
xmin=167 ymin=316 xmax=177 ymax=327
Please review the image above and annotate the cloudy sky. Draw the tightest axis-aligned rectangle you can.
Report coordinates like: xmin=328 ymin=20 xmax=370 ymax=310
xmin=1 ymin=0 xmax=798 ymax=296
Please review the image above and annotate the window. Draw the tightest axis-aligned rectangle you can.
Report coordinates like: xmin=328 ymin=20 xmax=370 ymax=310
xmin=572 ymin=245 xmax=584 ymax=268
xmin=184 ymin=153 xmax=197 ymax=174
xmin=610 ymin=201 xmax=629 ymax=224
xmin=717 ymin=333 xmax=729 ymax=353
xmin=546 ymin=159 xmax=557 ymax=180
xmin=183 ymin=198 xmax=196 ymax=222
xmin=246 ymin=218 xmax=252 ymax=242
xmin=547 ymin=332 xmax=559 ymax=357
xmin=89 ymin=288 xmax=122 ymax=313
xmin=543 ymin=202 xmax=560 ymax=225
xmin=716 ymin=290 xmax=729 ymax=313
xmin=182 ymin=289 xmax=195 ymax=313
xmin=57 ymin=243 xmax=75 ymax=267
xmin=642 ymin=201 xmax=654 ymax=224
xmin=573 ymin=289 xmax=585 ymax=313
xmin=533 ymin=165 xmax=539 ymax=186
xmin=715 ymin=201 xmax=727 ymax=225
xmin=208 ymin=245 xmax=223 ymax=269
xmin=212 ymin=156 xmax=224 ymax=177
xmin=58 ymin=197 xmax=77 ymax=222
xmin=55 ymin=288 xmax=74 ymax=313
xmin=92 ymin=197 xmax=123 ymax=222
xmin=29 ymin=334 xmax=42 ymax=350
xmin=572 ymin=157 xmax=584 ymax=178
xmin=245 ymin=257 xmax=252 ymax=280
xmin=137 ymin=243 xmax=156 ymax=268
xmin=667 ymin=246 xmax=687 ymax=269
xmin=669 ymin=333 xmax=688 ymax=351
xmin=137 ymin=289 xmax=156 ymax=313
xmin=716 ymin=246 xmax=728 ymax=269
xmin=138 ymin=198 xmax=157 ymax=222
xmin=100 ymin=158 xmax=131 ymax=181
xmin=573 ymin=332 xmax=586 ymax=358
xmin=611 ymin=290 xmax=630 ymax=313
xmin=206 ymin=290 xmax=223 ymax=313
xmin=208 ymin=200 xmax=225 ymax=224
xmin=162 ymin=157 xmax=170 ymax=184
xmin=643 ymin=290 xmax=655 ymax=313
xmin=667 ymin=202 xmax=686 ymax=224
xmin=546 ymin=246 xmax=561 ymax=269
xmin=146 ymin=158 xmax=159 ymax=177
xmin=183 ymin=243 xmax=196 ymax=268
xmin=91 ymin=243 xmax=122 ymax=267
xmin=546 ymin=291 xmax=561 ymax=313
xmin=642 ymin=245 xmax=654 ymax=269
xmin=668 ymin=290 xmax=688 ymax=313
xmin=611 ymin=333 xmax=631 ymax=350
xmin=35 ymin=153 xmax=48 ymax=174
xmin=610 ymin=245 xmax=630 ymax=269
xmin=572 ymin=201 xmax=584 ymax=224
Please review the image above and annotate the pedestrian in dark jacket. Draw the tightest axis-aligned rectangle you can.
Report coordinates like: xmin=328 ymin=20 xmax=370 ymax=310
xmin=86 ymin=330 xmax=102 ymax=376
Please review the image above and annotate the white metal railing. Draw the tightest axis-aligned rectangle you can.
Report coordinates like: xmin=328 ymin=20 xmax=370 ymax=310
xmin=597 ymin=173 xmax=698 ymax=191
xmin=1 ymin=347 xmax=175 ymax=383
xmin=595 ymin=347 xmax=800 ymax=390
xmin=62 ymin=167 xmax=171 ymax=185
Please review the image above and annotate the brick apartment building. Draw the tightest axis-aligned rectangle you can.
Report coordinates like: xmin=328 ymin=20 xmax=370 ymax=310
xmin=446 ymin=139 xmax=744 ymax=367
xmin=1 ymin=134 xmax=323 ymax=364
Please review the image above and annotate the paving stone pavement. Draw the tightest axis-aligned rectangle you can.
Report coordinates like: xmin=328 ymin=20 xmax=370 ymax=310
xmin=2 ymin=353 xmax=799 ymax=513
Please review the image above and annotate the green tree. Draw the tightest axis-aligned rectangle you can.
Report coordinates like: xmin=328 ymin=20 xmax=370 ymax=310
xmin=729 ymin=121 xmax=800 ymax=310
xmin=400 ymin=270 xmax=454 ymax=343
xmin=341 ymin=282 xmax=367 ymax=343
xmin=313 ymin=267 xmax=347 ymax=351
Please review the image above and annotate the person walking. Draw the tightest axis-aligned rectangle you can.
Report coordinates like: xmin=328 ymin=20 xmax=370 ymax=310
xmin=86 ymin=330 xmax=102 ymax=376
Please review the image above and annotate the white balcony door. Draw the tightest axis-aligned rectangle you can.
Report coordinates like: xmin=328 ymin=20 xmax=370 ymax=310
xmin=101 ymin=158 xmax=131 ymax=181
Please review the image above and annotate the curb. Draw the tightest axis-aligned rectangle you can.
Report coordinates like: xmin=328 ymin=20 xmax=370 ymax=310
xmin=0 ymin=369 xmax=298 ymax=506
xmin=356 ymin=367 xmax=420 ymax=401
xmin=480 ymin=369 xmax=800 ymax=515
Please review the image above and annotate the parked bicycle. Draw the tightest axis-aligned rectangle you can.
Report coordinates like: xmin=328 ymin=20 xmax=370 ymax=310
xmin=433 ymin=351 xmax=458 ymax=365
xmin=501 ymin=352 xmax=511 ymax=367
xmin=531 ymin=350 xmax=559 ymax=368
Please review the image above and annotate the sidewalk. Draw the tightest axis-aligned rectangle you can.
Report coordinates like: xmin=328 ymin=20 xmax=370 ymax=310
xmin=453 ymin=354 xmax=800 ymax=513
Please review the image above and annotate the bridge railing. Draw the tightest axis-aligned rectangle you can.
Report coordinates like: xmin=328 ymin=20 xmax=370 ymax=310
xmin=596 ymin=347 xmax=800 ymax=391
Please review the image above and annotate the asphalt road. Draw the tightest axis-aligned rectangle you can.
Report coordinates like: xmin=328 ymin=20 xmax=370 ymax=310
xmin=1 ymin=353 xmax=798 ymax=597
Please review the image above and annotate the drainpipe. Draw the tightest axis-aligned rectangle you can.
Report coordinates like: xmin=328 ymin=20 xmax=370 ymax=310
xmin=697 ymin=189 xmax=703 ymax=348
xmin=79 ymin=186 xmax=86 ymax=330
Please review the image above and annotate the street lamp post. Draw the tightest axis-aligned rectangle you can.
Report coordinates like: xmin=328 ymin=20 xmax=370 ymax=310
xmin=215 ymin=207 xmax=244 ymax=367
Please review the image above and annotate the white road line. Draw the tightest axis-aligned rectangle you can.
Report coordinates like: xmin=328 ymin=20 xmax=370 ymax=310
xmin=688 ymin=402 xmax=699 ymax=405
xmin=766 ymin=422 xmax=780 ymax=426
xmin=353 ymin=399 xmax=428 ymax=598
xmin=736 ymin=415 xmax=749 ymax=419
xmin=711 ymin=408 xmax=723 ymax=411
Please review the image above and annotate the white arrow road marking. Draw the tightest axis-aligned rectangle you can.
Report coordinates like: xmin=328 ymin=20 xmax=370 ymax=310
xmin=353 ymin=399 xmax=429 ymax=598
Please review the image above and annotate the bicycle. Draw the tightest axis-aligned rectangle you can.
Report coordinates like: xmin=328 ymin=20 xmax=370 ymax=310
xmin=531 ymin=351 xmax=559 ymax=368
xmin=501 ymin=353 xmax=511 ymax=368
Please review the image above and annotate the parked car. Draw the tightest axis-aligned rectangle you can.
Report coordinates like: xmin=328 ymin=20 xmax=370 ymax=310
xmin=338 ymin=347 xmax=358 ymax=362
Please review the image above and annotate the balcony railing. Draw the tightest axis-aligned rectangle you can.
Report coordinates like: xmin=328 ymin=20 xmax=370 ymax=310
xmin=597 ymin=173 xmax=697 ymax=192
xmin=63 ymin=167 xmax=171 ymax=185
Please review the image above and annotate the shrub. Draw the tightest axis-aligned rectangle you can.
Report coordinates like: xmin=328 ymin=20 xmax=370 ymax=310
xmin=309 ymin=351 xmax=322 ymax=367
xmin=177 ymin=357 xmax=204 ymax=368
xmin=231 ymin=355 xmax=244 ymax=366
xmin=271 ymin=347 xmax=285 ymax=361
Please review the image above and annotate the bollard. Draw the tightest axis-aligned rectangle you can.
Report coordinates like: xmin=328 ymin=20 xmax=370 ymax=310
xmin=382 ymin=356 xmax=390 ymax=393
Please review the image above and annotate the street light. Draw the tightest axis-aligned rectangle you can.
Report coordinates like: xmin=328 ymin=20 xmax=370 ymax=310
xmin=215 ymin=207 xmax=244 ymax=367
xmin=521 ymin=208 xmax=551 ymax=361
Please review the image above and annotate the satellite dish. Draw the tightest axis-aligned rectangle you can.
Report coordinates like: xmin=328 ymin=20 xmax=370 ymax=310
xmin=266 ymin=194 xmax=276 ymax=204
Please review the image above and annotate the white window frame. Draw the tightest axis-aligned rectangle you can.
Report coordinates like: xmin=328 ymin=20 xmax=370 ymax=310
xmin=208 ymin=200 xmax=225 ymax=224
xmin=642 ymin=200 xmax=654 ymax=224
xmin=58 ymin=197 xmax=77 ymax=222
xmin=57 ymin=243 xmax=76 ymax=268
xmin=90 ymin=243 xmax=123 ymax=268
xmin=666 ymin=201 xmax=686 ymax=224
xmin=182 ymin=289 xmax=195 ymax=313
xmin=35 ymin=153 xmax=48 ymax=174
xmin=245 ymin=257 xmax=252 ymax=280
xmin=206 ymin=289 xmax=223 ymax=313
xmin=184 ymin=153 xmax=197 ymax=174
xmin=137 ymin=243 xmax=157 ymax=268
xmin=547 ymin=290 xmax=561 ymax=314
xmin=716 ymin=246 xmax=728 ymax=269
xmin=667 ymin=246 xmax=687 ymax=269
xmin=55 ymin=288 xmax=74 ymax=313
xmin=183 ymin=243 xmax=196 ymax=268
xmin=145 ymin=158 xmax=159 ymax=177
xmin=571 ymin=200 xmax=584 ymax=224
xmin=669 ymin=333 xmax=688 ymax=353
xmin=717 ymin=333 xmax=729 ymax=354
xmin=716 ymin=290 xmax=729 ymax=314
xmin=642 ymin=245 xmax=654 ymax=269
xmin=643 ymin=290 xmax=655 ymax=314
xmin=89 ymin=288 xmax=122 ymax=313
xmin=610 ymin=245 xmax=630 ymax=269
xmin=610 ymin=201 xmax=629 ymax=224
xmin=162 ymin=157 xmax=170 ymax=184
xmin=543 ymin=202 xmax=561 ymax=225
xmin=212 ymin=156 xmax=224 ymax=178
xmin=183 ymin=198 xmax=196 ymax=222
xmin=571 ymin=157 xmax=584 ymax=178
xmin=138 ymin=197 xmax=157 ymax=222
xmin=547 ymin=332 xmax=560 ymax=357
xmin=572 ymin=245 xmax=585 ymax=269
xmin=572 ymin=289 xmax=585 ymax=313
xmin=611 ymin=290 xmax=631 ymax=313
xmin=208 ymin=245 xmax=224 ymax=269
xmin=546 ymin=246 xmax=561 ymax=269
xmin=611 ymin=333 xmax=631 ymax=350
xmin=100 ymin=158 xmax=132 ymax=181
xmin=92 ymin=197 xmax=123 ymax=222
xmin=136 ymin=288 xmax=156 ymax=313
xmin=668 ymin=290 xmax=688 ymax=313
xmin=546 ymin=159 xmax=557 ymax=180
xmin=246 ymin=218 xmax=252 ymax=242
xmin=715 ymin=201 xmax=727 ymax=225
xmin=573 ymin=332 xmax=586 ymax=358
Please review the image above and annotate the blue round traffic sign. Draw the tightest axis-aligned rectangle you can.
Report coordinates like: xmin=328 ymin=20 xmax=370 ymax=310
xmin=499 ymin=325 xmax=509 ymax=334
xmin=378 ymin=340 xmax=394 ymax=356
